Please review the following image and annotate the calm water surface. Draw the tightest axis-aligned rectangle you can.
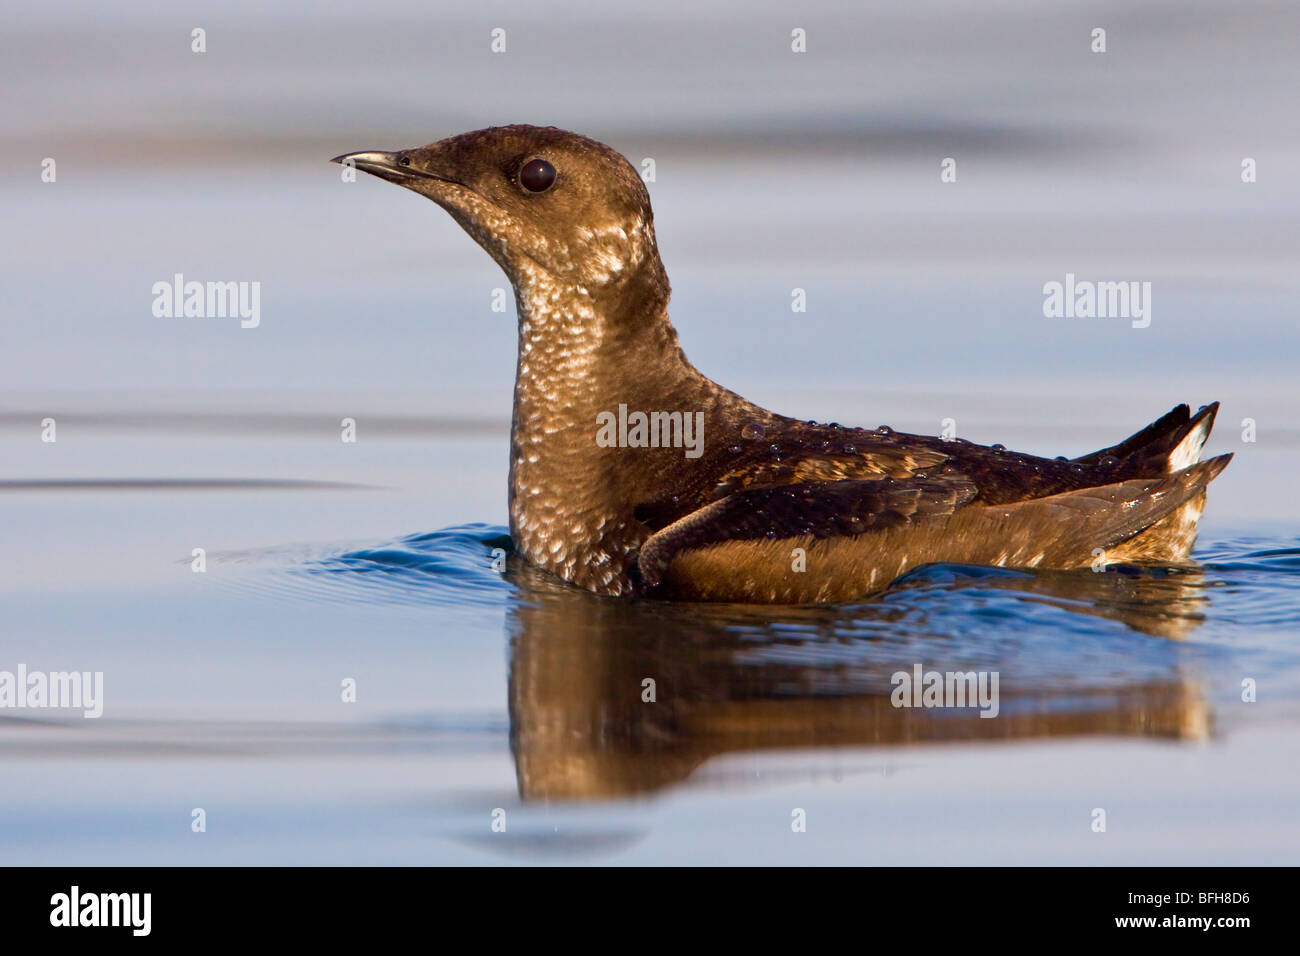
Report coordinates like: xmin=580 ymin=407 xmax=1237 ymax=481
xmin=3 ymin=0 xmax=1300 ymax=864
xmin=2 ymin=418 xmax=1299 ymax=865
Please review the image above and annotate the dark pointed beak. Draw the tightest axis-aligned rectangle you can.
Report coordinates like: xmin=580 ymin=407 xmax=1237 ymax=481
xmin=331 ymin=150 xmax=414 ymax=184
xmin=332 ymin=149 xmax=468 ymax=196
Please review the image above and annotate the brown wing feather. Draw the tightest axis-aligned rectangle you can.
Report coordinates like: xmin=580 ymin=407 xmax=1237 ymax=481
xmin=634 ymin=404 xmax=1225 ymax=533
xmin=636 ymin=476 xmax=978 ymax=589
xmin=637 ymin=456 xmax=1232 ymax=595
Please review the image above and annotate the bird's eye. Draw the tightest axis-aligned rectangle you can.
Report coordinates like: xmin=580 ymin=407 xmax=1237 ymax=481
xmin=398 ymin=155 xmax=411 ymax=167
xmin=519 ymin=158 xmax=556 ymax=193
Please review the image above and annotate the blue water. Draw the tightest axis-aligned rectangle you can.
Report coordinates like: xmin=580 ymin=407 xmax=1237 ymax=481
xmin=275 ymin=525 xmax=1300 ymax=714
xmin=5 ymin=0 xmax=1300 ymax=864
xmin=7 ymin=514 xmax=1288 ymax=866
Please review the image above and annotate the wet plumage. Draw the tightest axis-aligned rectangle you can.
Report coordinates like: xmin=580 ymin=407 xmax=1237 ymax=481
xmin=335 ymin=125 xmax=1231 ymax=604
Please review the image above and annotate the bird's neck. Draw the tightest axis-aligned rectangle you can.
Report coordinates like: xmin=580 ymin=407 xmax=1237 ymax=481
xmin=505 ymin=258 xmax=737 ymax=593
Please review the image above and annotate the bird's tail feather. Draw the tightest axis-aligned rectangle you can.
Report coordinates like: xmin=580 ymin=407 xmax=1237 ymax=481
xmin=1075 ymin=402 xmax=1221 ymax=476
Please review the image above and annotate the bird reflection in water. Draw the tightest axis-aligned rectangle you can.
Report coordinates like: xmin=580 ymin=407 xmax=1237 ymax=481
xmin=504 ymin=560 xmax=1213 ymax=801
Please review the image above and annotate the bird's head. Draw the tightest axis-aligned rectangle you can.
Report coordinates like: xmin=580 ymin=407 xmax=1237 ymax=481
xmin=334 ymin=125 xmax=661 ymax=294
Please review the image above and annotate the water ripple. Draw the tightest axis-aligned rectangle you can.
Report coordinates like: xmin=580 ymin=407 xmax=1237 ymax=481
xmin=217 ymin=528 xmax=1300 ymax=692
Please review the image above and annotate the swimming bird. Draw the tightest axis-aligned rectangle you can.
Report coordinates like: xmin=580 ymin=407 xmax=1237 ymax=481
xmin=333 ymin=125 xmax=1231 ymax=604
